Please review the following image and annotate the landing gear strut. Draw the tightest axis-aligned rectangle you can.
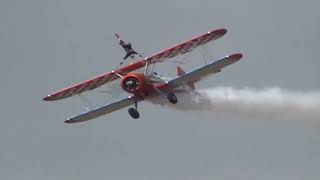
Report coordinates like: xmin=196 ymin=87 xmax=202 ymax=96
xmin=128 ymin=97 xmax=140 ymax=119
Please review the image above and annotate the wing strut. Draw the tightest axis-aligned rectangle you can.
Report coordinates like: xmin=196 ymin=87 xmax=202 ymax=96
xmin=144 ymin=59 xmax=149 ymax=76
xmin=77 ymin=94 xmax=93 ymax=111
xmin=112 ymin=71 xmax=124 ymax=78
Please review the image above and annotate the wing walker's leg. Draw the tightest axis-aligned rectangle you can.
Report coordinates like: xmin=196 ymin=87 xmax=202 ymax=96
xmin=123 ymin=52 xmax=131 ymax=60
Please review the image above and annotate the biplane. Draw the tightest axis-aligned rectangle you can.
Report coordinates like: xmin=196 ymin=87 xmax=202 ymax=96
xmin=43 ymin=28 xmax=243 ymax=123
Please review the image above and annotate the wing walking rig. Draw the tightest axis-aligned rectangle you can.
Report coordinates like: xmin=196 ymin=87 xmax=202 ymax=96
xmin=43 ymin=28 xmax=243 ymax=123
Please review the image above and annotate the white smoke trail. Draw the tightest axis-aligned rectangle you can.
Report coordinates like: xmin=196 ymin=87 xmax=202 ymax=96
xmin=149 ymin=87 xmax=320 ymax=121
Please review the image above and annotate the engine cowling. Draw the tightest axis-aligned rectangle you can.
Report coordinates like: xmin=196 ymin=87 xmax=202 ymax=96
xmin=121 ymin=73 xmax=148 ymax=94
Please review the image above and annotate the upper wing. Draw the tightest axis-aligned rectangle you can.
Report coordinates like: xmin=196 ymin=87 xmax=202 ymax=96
xmin=64 ymin=96 xmax=136 ymax=123
xmin=167 ymin=53 xmax=243 ymax=89
xmin=145 ymin=28 xmax=227 ymax=64
xmin=43 ymin=28 xmax=226 ymax=101
xmin=43 ymin=61 xmax=148 ymax=101
xmin=44 ymin=72 xmax=117 ymax=101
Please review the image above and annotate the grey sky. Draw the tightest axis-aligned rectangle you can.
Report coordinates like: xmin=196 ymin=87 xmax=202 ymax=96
xmin=1 ymin=0 xmax=320 ymax=179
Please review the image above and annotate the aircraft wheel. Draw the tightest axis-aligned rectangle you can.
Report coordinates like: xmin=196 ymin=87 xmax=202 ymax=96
xmin=128 ymin=108 xmax=140 ymax=119
xmin=167 ymin=93 xmax=178 ymax=104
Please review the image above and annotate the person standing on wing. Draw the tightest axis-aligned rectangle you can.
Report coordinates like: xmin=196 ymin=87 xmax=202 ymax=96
xmin=115 ymin=33 xmax=142 ymax=65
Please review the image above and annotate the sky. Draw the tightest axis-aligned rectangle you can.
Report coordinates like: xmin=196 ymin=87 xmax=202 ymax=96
xmin=1 ymin=0 xmax=320 ymax=179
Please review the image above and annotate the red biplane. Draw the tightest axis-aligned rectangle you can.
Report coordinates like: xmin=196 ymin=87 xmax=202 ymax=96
xmin=43 ymin=28 xmax=243 ymax=123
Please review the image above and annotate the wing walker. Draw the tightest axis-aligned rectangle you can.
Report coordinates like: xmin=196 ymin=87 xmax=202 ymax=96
xmin=43 ymin=28 xmax=243 ymax=123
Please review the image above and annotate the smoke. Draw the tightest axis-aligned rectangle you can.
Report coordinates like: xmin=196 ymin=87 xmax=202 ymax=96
xmin=149 ymin=87 xmax=320 ymax=121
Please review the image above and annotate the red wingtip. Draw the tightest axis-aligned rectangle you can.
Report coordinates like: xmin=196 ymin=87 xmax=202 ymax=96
xmin=64 ymin=119 xmax=72 ymax=123
xmin=229 ymin=53 xmax=243 ymax=61
xmin=43 ymin=95 xmax=52 ymax=101
xmin=212 ymin=28 xmax=227 ymax=36
xmin=64 ymin=118 xmax=77 ymax=123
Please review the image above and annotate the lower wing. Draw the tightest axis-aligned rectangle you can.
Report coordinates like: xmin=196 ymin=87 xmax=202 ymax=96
xmin=65 ymin=96 xmax=137 ymax=123
xmin=167 ymin=53 xmax=243 ymax=89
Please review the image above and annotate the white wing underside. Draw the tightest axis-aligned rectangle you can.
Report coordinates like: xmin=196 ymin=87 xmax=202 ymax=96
xmin=167 ymin=53 xmax=243 ymax=88
xmin=65 ymin=96 xmax=136 ymax=123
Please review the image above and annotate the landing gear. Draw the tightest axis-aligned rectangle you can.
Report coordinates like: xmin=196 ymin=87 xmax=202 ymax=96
xmin=127 ymin=92 xmax=177 ymax=119
xmin=154 ymin=87 xmax=178 ymax=104
xmin=167 ymin=93 xmax=178 ymax=104
xmin=128 ymin=97 xmax=140 ymax=119
xmin=128 ymin=107 xmax=139 ymax=119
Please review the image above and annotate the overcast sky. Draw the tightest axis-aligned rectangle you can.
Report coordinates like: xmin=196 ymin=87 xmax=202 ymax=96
xmin=1 ymin=0 xmax=320 ymax=180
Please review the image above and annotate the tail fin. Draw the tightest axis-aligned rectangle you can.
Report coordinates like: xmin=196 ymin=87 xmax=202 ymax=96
xmin=177 ymin=66 xmax=195 ymax=90
xmin=177 ymin=66 xmax=186 ymax=76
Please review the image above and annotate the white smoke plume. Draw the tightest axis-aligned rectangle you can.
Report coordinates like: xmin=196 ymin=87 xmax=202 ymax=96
xmin=149 ymin=87 xmax=320 ymax=121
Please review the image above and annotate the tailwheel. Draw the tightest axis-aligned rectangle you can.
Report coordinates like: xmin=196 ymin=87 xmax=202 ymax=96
xmin=128 ymin=108 xmax=140 ymax=119
xmin=167 ymin=93 xmax=178 ymax=104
